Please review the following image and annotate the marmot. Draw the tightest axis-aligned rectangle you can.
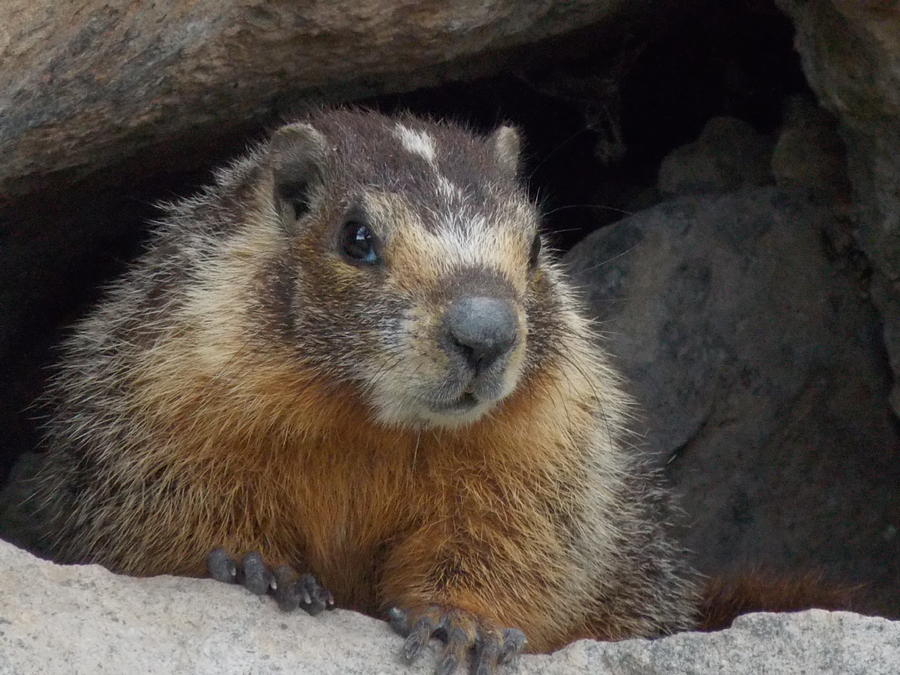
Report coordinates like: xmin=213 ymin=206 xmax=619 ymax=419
xmin=10 ymin=109 xmax=700 ymax=672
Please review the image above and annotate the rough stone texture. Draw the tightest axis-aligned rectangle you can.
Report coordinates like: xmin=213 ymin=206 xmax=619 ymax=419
xmin=657 ymin=116 xmax=774 ymax=196
xmin=776 ymin=0 xmax=900 ymax=417
xmin=564 ymin=187 xmax=900 ymax=614
xmin=0 ymin=0 xmax=627 ymax=197
xmin=0 ymin=539 xmax=897 ymax=674
xmin=771 ymin=94 xmax=851 ymax=199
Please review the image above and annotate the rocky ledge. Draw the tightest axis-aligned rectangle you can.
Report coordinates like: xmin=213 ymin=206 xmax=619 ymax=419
xmin=0 ymin=539 xmax=896 ymax=674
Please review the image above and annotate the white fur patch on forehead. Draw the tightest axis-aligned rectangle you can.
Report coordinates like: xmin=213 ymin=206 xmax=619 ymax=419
xmin=437 ymin=175 xmax=463 ymax=201
xmin=394 ymin=123 xmax=436 ymax=163
xmin=363 ymin=189 xmax=531 ymax=294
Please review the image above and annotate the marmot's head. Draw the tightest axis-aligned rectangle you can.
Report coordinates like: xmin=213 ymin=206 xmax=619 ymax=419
xmin=256 ymin=110 xmax=564 ymax=429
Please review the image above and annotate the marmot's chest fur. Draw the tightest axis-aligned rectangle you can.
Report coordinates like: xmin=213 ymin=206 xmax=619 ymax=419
xmin=13 ymin=109 xmax=699 ymax=657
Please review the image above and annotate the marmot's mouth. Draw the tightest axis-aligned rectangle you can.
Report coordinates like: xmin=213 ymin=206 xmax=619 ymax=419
xmin=430 ymin=392 xmax=479 ymax=413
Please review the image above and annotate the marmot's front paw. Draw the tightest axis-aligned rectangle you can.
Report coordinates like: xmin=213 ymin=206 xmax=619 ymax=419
xmin=387 ymin=604 xmax=526 ymax=674
xmin=206 ymin=548 xmax=335 ymax=615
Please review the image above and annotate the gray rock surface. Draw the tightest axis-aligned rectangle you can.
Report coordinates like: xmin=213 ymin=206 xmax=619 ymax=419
xmin=657 ymin=116 xmax=773 ymax=196
xmin=0 ymin=0 xmax=627 ymax=197
xmin=1 ymin=539 xmax=898 ymax=674
xmin=777 ymin=0 xmax=900 ymax=417
xmin=565 ymin=187 xmax=900 ymax=614
xmin=771 ymin=95 xmax=851 ymax=199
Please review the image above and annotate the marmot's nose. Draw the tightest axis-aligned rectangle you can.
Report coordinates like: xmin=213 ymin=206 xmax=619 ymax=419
xmin=444 ymin=296 xmax=518 ymax=374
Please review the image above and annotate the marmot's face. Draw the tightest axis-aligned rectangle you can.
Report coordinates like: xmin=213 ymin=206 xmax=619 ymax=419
xmin=267 ymin=112 xmax=556 ymax=429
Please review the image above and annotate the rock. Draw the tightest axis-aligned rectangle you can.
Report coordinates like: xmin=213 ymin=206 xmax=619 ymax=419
xmin=564 ymin=187 xmax=900 ymax=614
xmin=771 ymin=94 xmax=851 ymax=199
xmin=775 ymin=0 xmax=900 ymax=417
xmin=0 ymin=539 xmax=897 ymax=674
xmin=0 ymin=0 xmax=629 ymax=198
xmin=657 ymin=116 xmax=773 ymax=196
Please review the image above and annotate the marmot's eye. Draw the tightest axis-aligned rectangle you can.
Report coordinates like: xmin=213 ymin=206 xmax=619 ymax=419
xmin=340 ymin=221 xmax=379 ymax=264
xmin=528 ymin=232 xmax=542 ymax=269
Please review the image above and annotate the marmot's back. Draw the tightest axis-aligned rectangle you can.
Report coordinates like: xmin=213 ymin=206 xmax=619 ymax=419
xmin=7 ymin=110 xmax=698 ymax=660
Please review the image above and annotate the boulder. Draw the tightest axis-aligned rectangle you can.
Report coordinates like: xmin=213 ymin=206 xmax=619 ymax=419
xmin=0 ymin=539 xmax=897 ymax=674
xmin=776 ymin=0 xmax=900 ymax=417
xmin=0 ymin=0 xmax=628 ymax=197
xmin=565 ymin=187 xmax=900 ymax=614
xmin=771 ymin=94 xmax=851 ymax=199
xmin=657 ymin=116 xmax=773 ymax=196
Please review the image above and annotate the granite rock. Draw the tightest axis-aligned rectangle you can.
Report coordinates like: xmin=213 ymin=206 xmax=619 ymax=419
xmin=776 ymin=0 xmax=900 ymax=417
xmin=657 ymin=116 xmax=773 ymax=196
xmin=771 ymin=94 xmax=851 ymax=199
xmin=0 ymin=0 xmax=628 ymax=197
xmin=565 ymin=187 xmax=900 ymax=614
xmin=0 ymin=539 xmax=897 ymax=674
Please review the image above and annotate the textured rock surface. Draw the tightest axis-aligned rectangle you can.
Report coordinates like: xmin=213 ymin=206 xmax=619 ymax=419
xmin=771 ymin=94 xmax=851 ymax=198
xmin=1 ymin=539 xmax=898 ymax=674
xmin=776 ymin=0 xmax=900 ymax=416
xmin=0 ymin=0 xmax=625 ymax=197
xmin=565 ymin=187 xmax=900 ymax=613
xmin=657 ymin=116 xmax=773 ymax=196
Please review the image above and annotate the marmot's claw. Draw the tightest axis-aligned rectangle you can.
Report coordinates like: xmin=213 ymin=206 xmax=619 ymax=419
xmin=294 ymin=572 xmax=335 ymax=615
xmin=273 ymin=564 xmax=303 ymax=611
xmin=240 ymin=551 xmax=274 ymax=595
xmin=206 ymin=548 xmax=334 ymax=615
xmin=499 ymin=628 xmax=527 ymax=667
xmin=402 ymin=610 xmax=441 ymax=663
xmin=387 ymin=603 xmax=526 ymax=674
xmin=387 ymin=606 xmax=410 ymax=636
xmin=206 ymin=548 xmax=237 ymax=583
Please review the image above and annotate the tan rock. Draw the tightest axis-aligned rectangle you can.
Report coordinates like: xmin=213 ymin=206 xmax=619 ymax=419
xmin=0 ymin=0 xmax=626 ymax=196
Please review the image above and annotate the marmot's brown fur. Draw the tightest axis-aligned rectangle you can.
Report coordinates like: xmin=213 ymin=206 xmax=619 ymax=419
xmin=10 ymin=110 xmax=701 ymax=670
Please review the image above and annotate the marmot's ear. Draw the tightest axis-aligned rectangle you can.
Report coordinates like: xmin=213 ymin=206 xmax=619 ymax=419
xmin=489 ymin=125 xmax=522 ymax=179
xmin=269 ymin=122 xmax=328 ymax=226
